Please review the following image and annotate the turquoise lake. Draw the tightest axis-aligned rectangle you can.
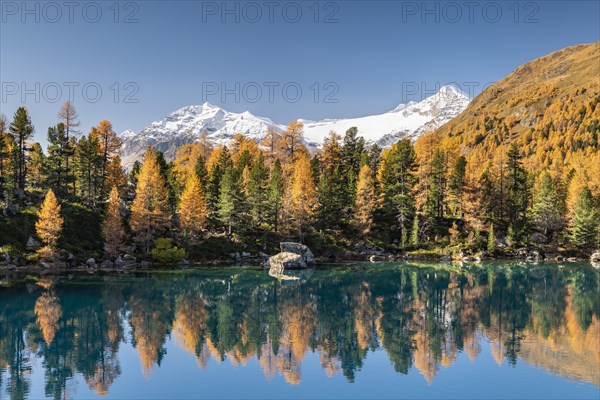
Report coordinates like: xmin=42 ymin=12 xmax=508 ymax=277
xmin=1 ymin=262 xmax=599 ymax=399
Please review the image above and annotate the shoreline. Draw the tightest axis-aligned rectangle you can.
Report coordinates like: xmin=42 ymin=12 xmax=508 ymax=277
xmin=1 ymin=253 xmax=597 ymax=278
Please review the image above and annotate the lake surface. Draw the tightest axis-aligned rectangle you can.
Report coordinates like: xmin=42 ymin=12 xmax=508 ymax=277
xmin=1 ymin=262 xmax=599 ymax=399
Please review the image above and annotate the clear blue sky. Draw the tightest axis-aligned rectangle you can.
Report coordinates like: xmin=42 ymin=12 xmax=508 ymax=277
xmin=1 ymin=0 xmax=599 ymax=143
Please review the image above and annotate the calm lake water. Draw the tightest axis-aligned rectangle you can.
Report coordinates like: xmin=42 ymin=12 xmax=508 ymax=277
xmin=1 ymin=262 xmax=599 ymax=400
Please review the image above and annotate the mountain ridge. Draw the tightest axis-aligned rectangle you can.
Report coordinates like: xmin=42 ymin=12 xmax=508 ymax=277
xmin=119 ymin=85 xmax=470 ymax=166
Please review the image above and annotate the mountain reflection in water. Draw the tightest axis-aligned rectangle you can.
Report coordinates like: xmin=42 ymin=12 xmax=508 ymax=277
xmin=0 ymin=262 xmax=598 ymax=399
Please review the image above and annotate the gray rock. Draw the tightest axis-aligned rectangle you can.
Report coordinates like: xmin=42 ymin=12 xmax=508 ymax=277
xmin=40 ymin=261 xmax=51 ymax=269
xmin=122 ymin=254 xmax=136 ymax=262
xmin=99 ymin=260 xmax=114 ymax=270
xmin=267 ymin=252 xmax=308 ymax=270
xmin=140 ymin=260 xmax=153 ymax=268
xmin=229 ymin=252 xmax=241 ymax=261
xmin=26 ymin=236 xmax=41 ymax=250
xmin=531 ymin=233 xmax=549 ymax=244
xmin=66 ymin=253 xmax=77 ymax=268
xmin=86 ymin=258 xmax=96 ymax=267
xmin=590 ymin=251 xmax=600 ymax=263
xmin=241 ymin=252 xmax=251 ymax=258
xmin=178 ymin=259 xmax=190 ymax=267
xmin=7 ymin=263 xmax=17 ymax=271
xmin=115 ymin=256 xmax=137 ymax=268
xmin=279 ymin=242 xmax=316 ymax=267
xmin=0 ymin=253 xmax=10 ymax=265
xmin=369 ymin=255 xmax=385 ymax=263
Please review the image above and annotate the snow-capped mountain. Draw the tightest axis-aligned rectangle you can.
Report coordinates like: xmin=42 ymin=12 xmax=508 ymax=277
xmin=120 ymin=104 xmax=286 ymax=167
xmin=301 ymin=85 xmax=470 ymax=147
xmin=120 ymin=85 xmax=469 ymax=166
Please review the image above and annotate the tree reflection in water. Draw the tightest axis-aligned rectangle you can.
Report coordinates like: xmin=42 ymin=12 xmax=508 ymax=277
xmin=0 ymin=262 xmax=598 ymax=398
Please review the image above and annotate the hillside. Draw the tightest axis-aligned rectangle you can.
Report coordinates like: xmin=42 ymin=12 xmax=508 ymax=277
xmin=434 ymin=41 xmax=600 ymax=191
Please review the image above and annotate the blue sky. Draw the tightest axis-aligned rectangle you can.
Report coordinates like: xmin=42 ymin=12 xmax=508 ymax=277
xmin=1 ymin=0 xmax=599 ymax=143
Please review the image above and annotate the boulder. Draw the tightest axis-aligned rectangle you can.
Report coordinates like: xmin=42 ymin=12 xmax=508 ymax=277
xmin=531 ymin=233 xmax=549 ymax=244
xmin=267 ymin=252 xmax=308 ymax=270
xmin=279 ymin=242 xmax=316 ymax=267
xmin=178 ymin=259 xmax=190 ymax=267
xmin=591 ymin=251 xmax=600 ymax=263
xmin=26 ymin=236 xmax=41 ymax=250
xmin=86 ymin=258 xmax=96 ymax=268
xmin=99 ymin=260 xmax=114 ymax=270
xmin=140 ymin=260 xmax=153 ymax=268
xmin=40 ymin=261 xmax=51 ymax=269
xmin=66 ymin=253 xmax=77 ymax=268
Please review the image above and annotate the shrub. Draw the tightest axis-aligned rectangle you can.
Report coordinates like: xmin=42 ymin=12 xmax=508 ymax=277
xmin=151 ymin=238 xmax=186 ymax=264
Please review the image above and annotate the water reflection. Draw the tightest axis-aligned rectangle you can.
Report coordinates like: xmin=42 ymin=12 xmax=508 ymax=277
xmin=0 ymin=262 xmax=599 ymax=399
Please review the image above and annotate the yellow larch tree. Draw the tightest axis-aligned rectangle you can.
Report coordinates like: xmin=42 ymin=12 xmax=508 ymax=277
xmin=177 ymin=173 xmax=207 ymax=240
xmin=35 ymin=189 xmax=64 ymax=253
xmin=289 ymin=152 xmax=317 ymax=242
xmin=103 ymin=186 xmax=125 ymax=258
xmin=130 ymin=147 xmax=171 ymax=253
xmin=353 ymin=164 xmax=378 ymax=234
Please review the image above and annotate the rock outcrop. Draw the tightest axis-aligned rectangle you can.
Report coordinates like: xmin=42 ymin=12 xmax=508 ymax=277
xmin=279 ymin=242 xmax=316 ymax=267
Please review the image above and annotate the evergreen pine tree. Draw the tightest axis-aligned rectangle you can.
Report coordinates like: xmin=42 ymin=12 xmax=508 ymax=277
xmin=532 ymin=172 xmax=563 ymax=236
xmin=379 ymin=139 xmax=417 ymax=241
xmin=569 ymin=187 xmax=599 ymax=248
xmin=410 ymin=214 xmax=419 ymax=246
xmin=9 ymin=107 xmax=34 ymax=190
xmin=487 ymin=224 xmax=496 ymax=253
xmin=268 ymin=159 xmax=284 ymax=233
xmin=46 ymin=123 xmax=69 ymax=195
xmin=218 ymin=166 xmax=242 ymax=235
xmin=248 ymin=152 xmax=270 ymax=228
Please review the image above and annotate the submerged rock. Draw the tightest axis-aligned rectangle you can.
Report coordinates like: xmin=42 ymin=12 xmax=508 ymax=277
xmin=267 ymin=252 xmax=307 ymax=270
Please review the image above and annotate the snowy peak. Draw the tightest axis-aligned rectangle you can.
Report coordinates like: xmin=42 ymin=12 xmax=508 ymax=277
xmin=301 ymin=85 xmax=470 ymax=147
xmin=120 ymin=85 xmax=470 ymax=166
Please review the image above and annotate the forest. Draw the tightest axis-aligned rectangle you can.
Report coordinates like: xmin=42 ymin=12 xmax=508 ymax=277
xmin=0 ymin=96 xmax=599 ymax=267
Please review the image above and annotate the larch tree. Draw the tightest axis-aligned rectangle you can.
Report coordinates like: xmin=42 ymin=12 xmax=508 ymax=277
xmin=289 ymin=152 xmax=317 ymax=242
xmin=177 ymin=173 xmax=207 ymax=240
xmin=353 ymin=164 xmax=377 ymax=234
xmin=35 ymin=189 xmax=64 ymax=254
xmin=130 ymin=147 xmax=172 ymax=253
xmin=103 ymin=186 xmax=125 ymax=258
xmin=280 ymin=120 xmax=305 ymax=162
xmin=90 ymin=120 xmax=122 ymax=200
